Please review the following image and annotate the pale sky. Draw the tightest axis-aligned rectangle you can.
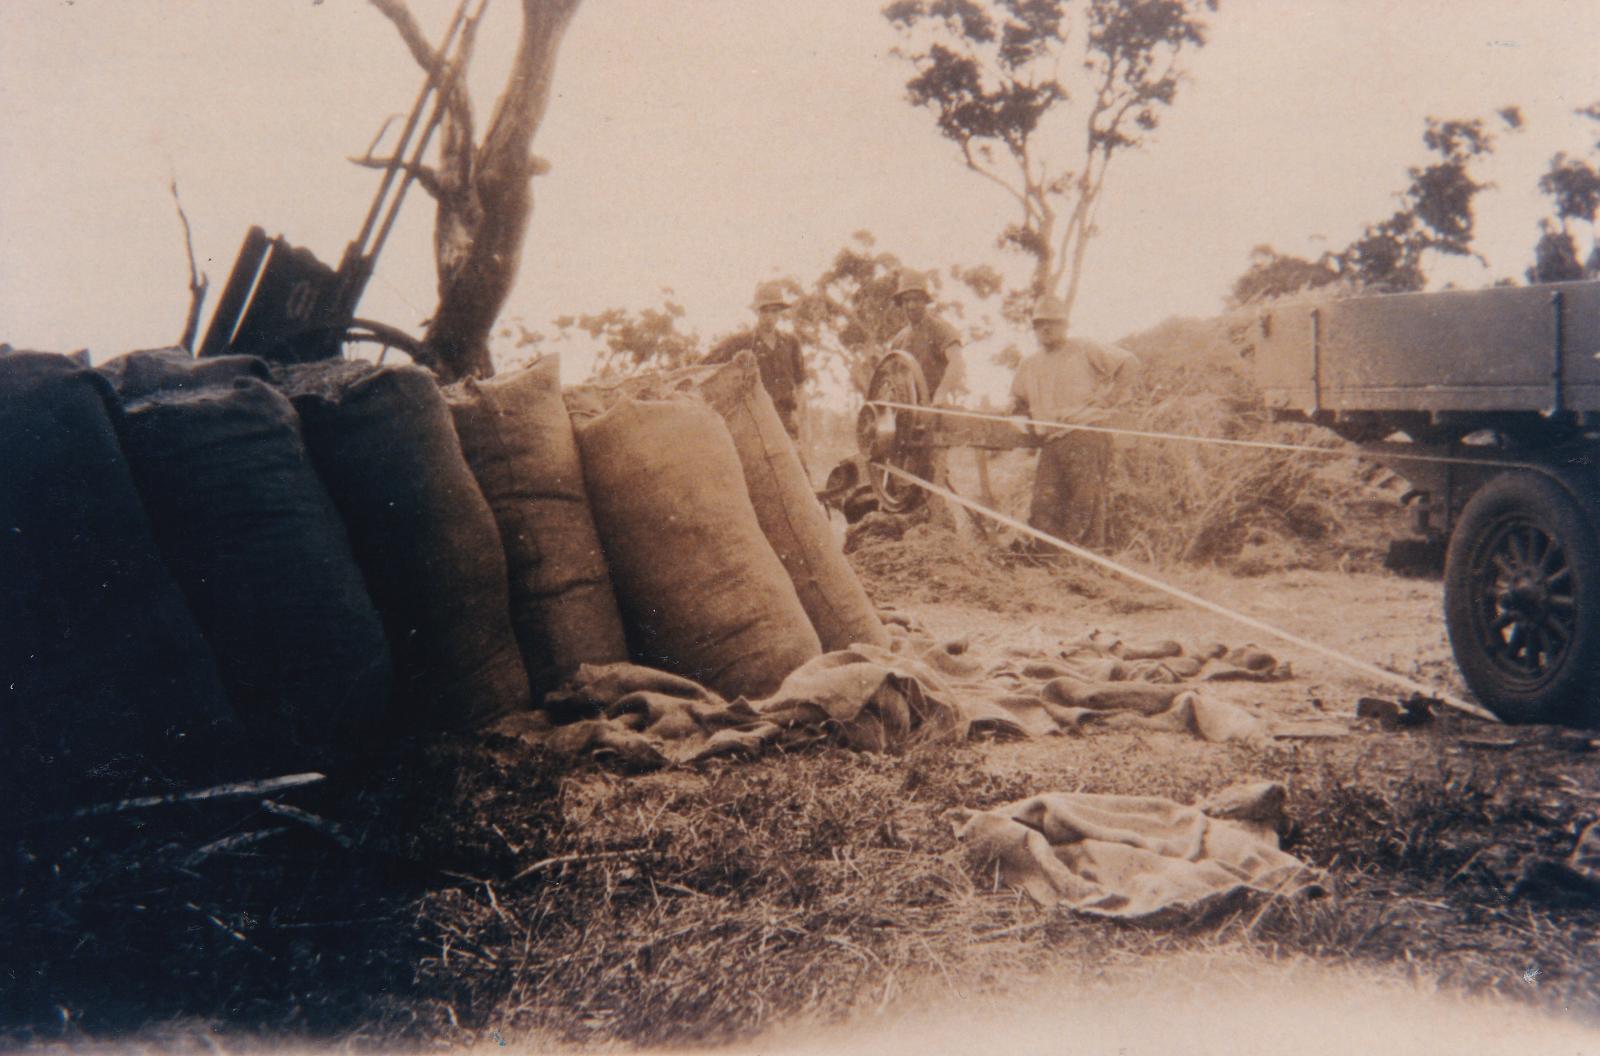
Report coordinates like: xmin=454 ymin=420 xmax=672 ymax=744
xmin=2 ymin=0 xmax=1598 ymax=394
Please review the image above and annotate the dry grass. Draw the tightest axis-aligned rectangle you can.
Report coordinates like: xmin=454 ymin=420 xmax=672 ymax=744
xmin=923 ymin=358 xmax=1404 ymax=580
xmin=8 ymin=722 xmax=1597 ymax=1049
xmin=1242 ymin=741 xmax=1600 ymax=1017
xmin=846 ymin=508 xmax=1125 ymax=616
xmin=1104 ymin=360 xmax=1403 ymax=575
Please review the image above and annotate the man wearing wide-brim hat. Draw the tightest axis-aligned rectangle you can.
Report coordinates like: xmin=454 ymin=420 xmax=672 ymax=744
xmin=884 ymin=267 xmax=967 ymax=526
xmin=1010 ymin=294 xmax=1139 ymax=549
xmin=886 ymin=268 xmax=963 ymax=403
xmin=705 ymin=280 xmax=808 ymax=442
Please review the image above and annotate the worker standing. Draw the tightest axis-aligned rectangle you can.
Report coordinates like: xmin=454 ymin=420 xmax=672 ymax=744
xmin=1010 ymin=295 xmax=1139 ymax=549
xmin=883 ymin=268 xmax=968 ymax=526
xmin=705 ymin=281 xmax=808 ymax=442
xmin=886 ymin=268 xmax=963 ymax=404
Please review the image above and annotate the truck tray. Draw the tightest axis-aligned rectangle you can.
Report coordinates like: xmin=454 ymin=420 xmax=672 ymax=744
xmin=1252 ymin=279 xmax=1600 ymax=416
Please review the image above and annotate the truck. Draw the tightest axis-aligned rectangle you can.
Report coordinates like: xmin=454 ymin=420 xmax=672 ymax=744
xmin=1248 ymin=278 xmax=1600 ymax=726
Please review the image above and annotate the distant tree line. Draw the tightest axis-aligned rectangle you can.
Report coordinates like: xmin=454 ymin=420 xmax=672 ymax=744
xmin=1230 ymin=102 xmax=1600 ymax=305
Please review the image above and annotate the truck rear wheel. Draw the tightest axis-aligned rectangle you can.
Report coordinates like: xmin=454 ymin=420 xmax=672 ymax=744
xmin=1444 ymin=471 xmax=1600 ymax=726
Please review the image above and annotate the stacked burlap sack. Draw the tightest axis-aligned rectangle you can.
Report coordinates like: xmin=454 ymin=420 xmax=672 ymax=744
xmin=2 ymin=345 xmax=884 ymax=816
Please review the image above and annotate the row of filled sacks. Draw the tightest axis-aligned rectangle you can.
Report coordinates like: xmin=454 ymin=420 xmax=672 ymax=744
xmin=0 ymin=347 xmax=535 ymax=818
xmin=557 ymin=349 xmax=889 ymax=701
xmin=113 ymin=346 xmax=890 ymax=720
xmin=2 ymin=342 xmax=886 ymax=814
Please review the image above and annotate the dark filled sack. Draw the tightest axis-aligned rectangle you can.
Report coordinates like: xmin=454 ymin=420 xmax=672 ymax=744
xmin=0 ymin=342 xmax=90 ymax=366
xmin=0 ymin=352 xmax=239 ymax=819
xmin=117 ymin=378 xmax=392 ymax=766
xmin=576 ymin=397 xmax=822 ymax=700
xmin=700 ymin=352 xmax=889 ymax=651
xmin=287 ymin=365 xmax=530 ymax=731
xmin=446 ymin=356 xmax=630 ymax=699
xmin=98 ymin=346 xmax=270 ymax=400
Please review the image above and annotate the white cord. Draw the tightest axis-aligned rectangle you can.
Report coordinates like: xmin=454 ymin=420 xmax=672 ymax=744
xmin=872 ymin=461 xmax=1499 ymax=723
xmin=867 ymin=399 xmax=1537 ymax=472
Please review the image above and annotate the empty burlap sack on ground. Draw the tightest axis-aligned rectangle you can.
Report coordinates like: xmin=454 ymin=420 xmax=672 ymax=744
xmin=577 ymin=397 xmax=821 ymax=699
xmin=118 ymin=378 xmax=391 ymax=766
xmin=0 ymin=352 xmax=240 ymax=817
xmin=446 ymin=356 xmax=629 ymax=699
xmin=287 ymin=364 xmax=529 ymax=732
xmin=955 ymin=782 xmax=1315 ymax=918
xmin=699 ymin=351 xmax=888 ymax=652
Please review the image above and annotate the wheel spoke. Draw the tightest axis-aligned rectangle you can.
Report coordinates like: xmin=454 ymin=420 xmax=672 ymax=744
xmin=1505 ymin=531 xmax=1527 ymax=568
xmin=1450 ymin=483 xmax=1598 ymax=701
xmin=1524 ymin=625 xmax=1547 ymax=667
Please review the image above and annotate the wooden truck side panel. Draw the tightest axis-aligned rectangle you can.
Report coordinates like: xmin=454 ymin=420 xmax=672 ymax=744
xmin=1252 ymin=280 xmax=1600 ymax=416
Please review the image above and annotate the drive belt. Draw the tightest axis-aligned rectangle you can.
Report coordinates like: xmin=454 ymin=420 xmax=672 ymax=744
xmin=869 ymin=460 xmax=1498 ymax=722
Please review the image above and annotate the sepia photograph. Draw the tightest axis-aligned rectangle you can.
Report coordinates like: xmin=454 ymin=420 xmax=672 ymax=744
xmin=3 ymin=1 xmax=1600 ymax=1052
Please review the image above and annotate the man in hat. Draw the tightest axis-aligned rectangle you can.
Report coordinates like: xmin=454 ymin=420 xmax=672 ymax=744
xmin=705 ymin=280 xmax=808 ymax=441
xmin=881 ymin=268 xmax=968 ymax=525
xmin=886 ymin=268 xmax=963 ymax=403
xmin=1010 ymin=295 xmax=1139 ymax=549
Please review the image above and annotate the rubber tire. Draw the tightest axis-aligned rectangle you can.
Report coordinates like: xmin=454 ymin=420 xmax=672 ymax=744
xmin=1444 ymin=470 xmax=1600 ymax=726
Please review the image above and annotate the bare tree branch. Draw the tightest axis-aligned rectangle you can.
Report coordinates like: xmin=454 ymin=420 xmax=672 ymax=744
xmin=960 ymin=140 xmax=1028 ymax=210
xmin=168 ymin=176 xmax=208 ymax=353
xmin=361 ymin=113 xmax=400 ymax=160
xmin=367 ymin=0 xmax=475 ymax=143
xmin=367 ymin=0 xmax=439 ymax=71
xmin=348 ymin=152 xmax=445 ymax=199
xmin=440 ymin=2 xmax=484 ymax=154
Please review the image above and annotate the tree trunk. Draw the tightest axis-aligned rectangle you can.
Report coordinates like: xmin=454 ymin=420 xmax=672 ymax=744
xmin=418 ymin=0 xmax=582 ymax=382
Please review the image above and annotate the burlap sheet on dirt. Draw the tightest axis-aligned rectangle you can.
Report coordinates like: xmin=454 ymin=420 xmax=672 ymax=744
xmin=954 ymin=782 xmax=1316 ymax=918
xmin=497 ymin=643 xmax=979 ymax=768
xmin=493 ymin=620 xmax=1331 ymax=769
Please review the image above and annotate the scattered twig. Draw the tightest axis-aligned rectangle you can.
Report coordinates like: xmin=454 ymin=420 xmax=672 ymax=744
xmin=260 ymin=799 xmax=353 ymax=849
xmin=184 ymin=827 xmax=289 ymax=867
xmin=169 ymin=175 xmax=208 ymax=352
xmin=185 ymin=901 xmax=272 ymax=960
xmin=512 ymin=848 xmax=640 ymax=881
xmin=70 ymin=773 xmax=325 ymax=820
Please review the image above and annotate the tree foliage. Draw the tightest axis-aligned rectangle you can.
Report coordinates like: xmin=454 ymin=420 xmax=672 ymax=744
xmin=366 ymin=0 xmax=582 ymax=382
xmin=1229 ymin=115 xmax=1501 ymax=304
xmin=551 ymin=296 xmax=701 ymax=380
xmin=1227 ymin=245 xmax=1340 ymax=307
xmin=1527 ymin=102 xmax=1600 ymax=284
xmin=783 ymin=232 xmax=1002 ymax=397
xmin=884 ymin=0 xmax=1217 ymax=328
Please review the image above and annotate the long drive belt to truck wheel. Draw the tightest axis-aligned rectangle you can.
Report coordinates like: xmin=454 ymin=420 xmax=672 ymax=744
xmin=869 ymin=459 xmax=1499 ymax=723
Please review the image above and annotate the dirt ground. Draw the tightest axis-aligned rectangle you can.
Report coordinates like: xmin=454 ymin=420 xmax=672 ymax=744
xmin=8 ymin=524 xmax=1600 ymax=1054
xmin=822 ymin=557 xmax=1600 ymax=1054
